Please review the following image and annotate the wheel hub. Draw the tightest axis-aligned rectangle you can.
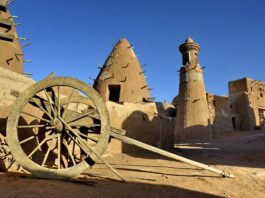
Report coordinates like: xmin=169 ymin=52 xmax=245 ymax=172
xmin=53 ymin=118 xmax=63 ymax=132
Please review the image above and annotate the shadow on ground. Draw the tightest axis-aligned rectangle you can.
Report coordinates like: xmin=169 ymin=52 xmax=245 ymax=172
xmin=0 ymin=173 xmax=223 ymax=198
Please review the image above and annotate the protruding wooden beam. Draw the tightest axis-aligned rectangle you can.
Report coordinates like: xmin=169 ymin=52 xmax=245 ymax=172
xmin=119 ymin=76 xmax=127 ymax=82
xmin=0 ymin=32 xmax=14 ymax=41
xmin=0 ymin=0 xmax=7 ymax=12
xmin=21 ymin=42 xmax=31 ymax=48
xmin=122 ymin=63 xmax=129 ymax=68
xmin=7 ymin=0 xmax=13 ymax=5
xmin=0 ymin=18 xmax=12 ymax=29
xmin=141 ymin=85 xmax=148 ymax=89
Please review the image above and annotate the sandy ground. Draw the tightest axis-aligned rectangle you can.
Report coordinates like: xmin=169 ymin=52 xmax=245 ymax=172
xmin=0 ymin=130 xmax=264 ymax=198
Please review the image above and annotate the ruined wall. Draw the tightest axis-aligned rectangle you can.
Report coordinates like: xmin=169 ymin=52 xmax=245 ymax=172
xmin=175 ymin=37 xmax=212 ymax=142
xmin=94 ymin=38 xmax=151 ymax=103
xmin=229 ymin=77 xmax=265 ymax=129
xmin=207 ymin=93 xmax=233 ymax=135
xmin=0 ymin=0 xmax=24 ymax=73
xmin=106 ymin=101 xmax=175 ymax=153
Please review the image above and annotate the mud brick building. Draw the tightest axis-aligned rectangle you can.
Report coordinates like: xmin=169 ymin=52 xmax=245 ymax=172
xmin=229 ymin=77 xmax=265 ymax=130
xmin=174 ymin=38 xmax=265 ymax=142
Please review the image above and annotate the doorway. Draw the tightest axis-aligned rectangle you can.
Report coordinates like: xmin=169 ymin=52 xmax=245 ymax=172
xmin=232 ymin=117 xmax=236 ymax=130
xmin=108 ymin=85 xmax=121 ymax=102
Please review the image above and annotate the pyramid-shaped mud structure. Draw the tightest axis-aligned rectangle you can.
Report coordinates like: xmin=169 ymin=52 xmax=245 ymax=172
xmin=0 ymin=0 xmax=24 ymax=73
xmin=94 ymin=38 xmax=151 ymax=103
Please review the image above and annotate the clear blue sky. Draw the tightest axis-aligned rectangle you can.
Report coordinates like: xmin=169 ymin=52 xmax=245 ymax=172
xmin=10 ymin=0 xmax=265 ymax=102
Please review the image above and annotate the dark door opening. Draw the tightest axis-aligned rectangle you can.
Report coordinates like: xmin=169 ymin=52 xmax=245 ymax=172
xmin=108 ymin=85 xmax=121 ymax=102
xmin=232 ymin=117 xmax=236 ymax=130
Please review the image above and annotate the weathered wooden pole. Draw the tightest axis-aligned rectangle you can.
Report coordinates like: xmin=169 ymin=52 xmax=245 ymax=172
xmin=111 ymin=131 xmax=234 ymax=178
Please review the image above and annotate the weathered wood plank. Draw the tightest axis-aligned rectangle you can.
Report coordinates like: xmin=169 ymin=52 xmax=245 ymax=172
xmin=111 ymin=131 xmax=234 ymax=178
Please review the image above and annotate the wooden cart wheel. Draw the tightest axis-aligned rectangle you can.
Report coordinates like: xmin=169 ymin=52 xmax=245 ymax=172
xmin=6 ymin=77 xmax=110 ymax=179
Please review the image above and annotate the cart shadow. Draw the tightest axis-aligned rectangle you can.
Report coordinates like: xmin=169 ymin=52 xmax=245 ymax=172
xmin=0 ymin=172 xmax=224 ymax=198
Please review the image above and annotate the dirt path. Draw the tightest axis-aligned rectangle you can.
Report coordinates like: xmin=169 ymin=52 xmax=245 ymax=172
xmin=0 ymin=130 xmax=264 ymax=198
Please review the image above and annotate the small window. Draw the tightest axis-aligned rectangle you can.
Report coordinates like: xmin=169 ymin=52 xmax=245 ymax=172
xmin=250 ymin=87 xmax=253 ymax=91
xmin=108 ymin=85 xmax=121 ymax=102
xmin=230 ymin=105 xmax=232 ymax=109
xmin=183 ymin=52 xmax=190 ymax=65
xmin=261 ymin=93 xmax=263 ymax=98
xmin=213 ymin=100 xmax=216 ymax=106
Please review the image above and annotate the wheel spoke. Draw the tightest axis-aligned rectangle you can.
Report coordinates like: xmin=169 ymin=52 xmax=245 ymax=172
xmin=74 ymin=130 xmax=88 ymax=139
xmin=69 ymin=123 xmax=100 ymax=128
xmin=74 ymin=129 xmax=99 ymax=143
xmin=21 ymin=111 xmax=51 ymax=123
xmin=30 ymin=98 xmax=53 ymax=120
xmin=62 ymin=88 xmax=75 ymax=119
xmin=28 ymin=136 xmax=52 ymax=158
xmin=41 ymin=133 xmax=56 ymax=166
xmin=57 ymin=86 xmax=61 ymax=117
xmin=65 ymin=130 xmax=90 ymax=156
xmin=70 ymin=138 xmax=79 ymax=161
xmin=57 ymin=133 xmax=61 ymax=169
xmin=19 ymin=135 xmax=35 ymax=145
xmin=67 ymin=109 xmax=99 ymax=124
xmin=87 ymin=135 xmax=99 ymax=143
xmin=62 ymin=139 xmax=77 ymax=166
xmin=19 ymin=130 xmax=52 ymax=145
xmin=44 ymin=89 xmax=57 ymax=118
xmin=17 ymin=124 xmax=47 ymax=129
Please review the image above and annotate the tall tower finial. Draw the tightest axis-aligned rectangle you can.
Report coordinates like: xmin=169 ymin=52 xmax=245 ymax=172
xmin=185 ymin=36 xmax=193 ymax=43
xmin=179 ymin=37 xmax=200 ymax=66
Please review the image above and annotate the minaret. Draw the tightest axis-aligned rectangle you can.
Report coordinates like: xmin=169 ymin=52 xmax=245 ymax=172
xmin=94 ymin=38 xmax=151 ymax=103
xmin=175 ymin=37 xmax=211 ymax=141
xmin=0 ymin=0 xmax=24 ymax=73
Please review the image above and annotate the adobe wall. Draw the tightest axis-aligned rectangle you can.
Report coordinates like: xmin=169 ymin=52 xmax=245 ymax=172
xmin=106 ymin=101 xmax=175 ymax=154
xmin=228 ymin=78 xmax=248 ymax=94
xmin=207 ymin=93 xmax=233 ymax=135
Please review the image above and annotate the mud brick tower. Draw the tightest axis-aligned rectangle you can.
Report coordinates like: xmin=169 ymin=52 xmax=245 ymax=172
xmin=175 ymin=37 xmax=212 ymax=141
xmin=0 ymin=0 xmax=24 ymax=73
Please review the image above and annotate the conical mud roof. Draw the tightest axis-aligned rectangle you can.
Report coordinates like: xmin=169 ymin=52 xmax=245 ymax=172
xmin=0 ymin=1 xmax=24 ymax=73
xmin=94 ymin=38 xmax=151 ymax=103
